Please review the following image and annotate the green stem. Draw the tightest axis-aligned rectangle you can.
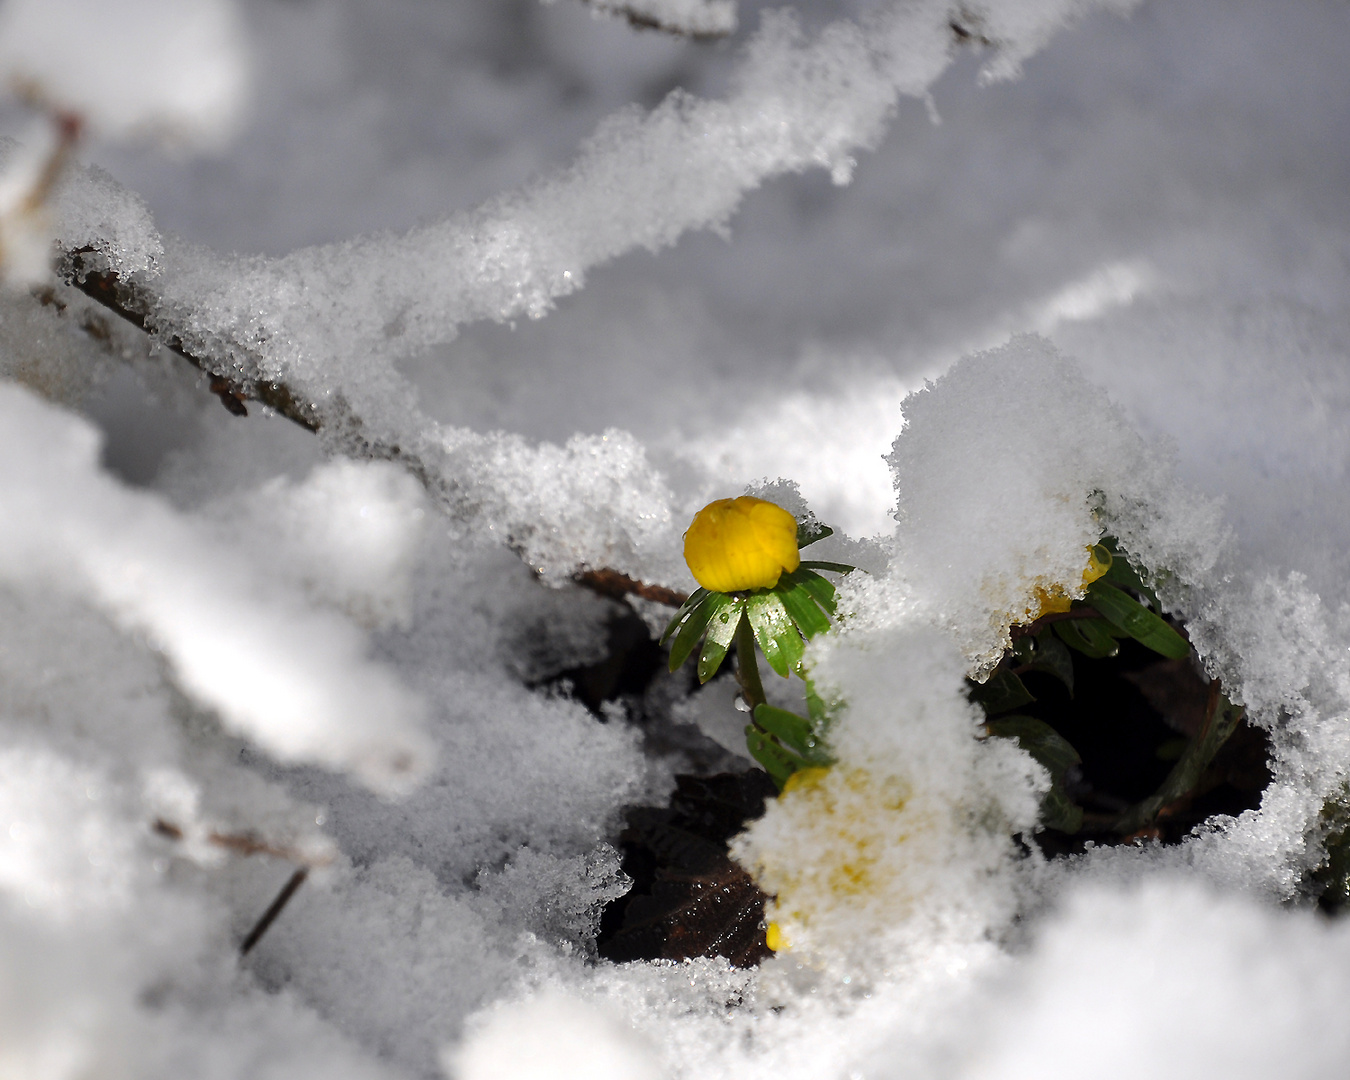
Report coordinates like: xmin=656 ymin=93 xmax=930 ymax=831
xmin=1113 ymin=681 xmax=1243 ymax=836
xmin=734 ymin=612 xmax=767 ymax=711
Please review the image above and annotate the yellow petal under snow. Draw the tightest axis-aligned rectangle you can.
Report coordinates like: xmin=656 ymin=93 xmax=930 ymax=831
xmin=683 ymin=496 xmax=801 ymax=593
xmin=1027 ymin=543 xmax=1111 ymax=622
xmin=765 ymin=921 xmax=788 ymax=952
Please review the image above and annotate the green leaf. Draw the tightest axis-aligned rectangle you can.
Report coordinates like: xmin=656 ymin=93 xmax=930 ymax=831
xmin=697 ymin=599 xmax=744 ymax=683
xmin=986 ymin=715 xmax=1084 ymax=833
xmin=1086 ymin=581 xmax=1190 ymax=660
xmin=753 ymin=704 xmax=833 ymax=765
xmin=660 ymin=587 xmax=709 ymax=645
xmin=777 ymin=580 xmax=832 ymax=639
xmin=797 ymin=521 xmax=834 ymax=548
xmin=969 ymin=667 xmax=1035 ymax=715
xmin=805 ymin=681 xmax=829 ymax=725
xmin=786 ymin=567 xmax=837 ymax=616
xmin=1099 ymin=536 xmax=1161 ymax=609
xmin=1040 ymin=785 xmax=1084 ymax=833
xmin=666 ymin=591 xmax=720 ymax=672
xmin=985 ymin=715 xmax=1081 ymax=780
xmin=799 ymin=560 xmax=856 ymax=575
xmin=1054 ymin=617 xmax=1119 ymax=658
xmin=746 ymin=592 xmax=803 ymax=678
xmin=1012 ymin=630 xmax=1075 ymax=695
xmin=744 ymin=726 xmax=809 ymax=789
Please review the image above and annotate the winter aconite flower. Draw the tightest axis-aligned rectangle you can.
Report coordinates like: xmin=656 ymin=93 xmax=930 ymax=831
xmin=683 ymin=496 xmax=801 ymax=593
xmin=664 ymin=495 xmax=851 ymax=787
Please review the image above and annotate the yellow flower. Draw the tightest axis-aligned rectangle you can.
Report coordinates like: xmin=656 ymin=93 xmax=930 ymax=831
xmin=734 ymin=764 xmax=929 ymax=957
xmin=1028 ymin=543 xmax=1111 ymax=620
xmin=683 ymin=496 xmax=801 ymax=593
xmin=765 ymin=921 xmax=789 ymax=952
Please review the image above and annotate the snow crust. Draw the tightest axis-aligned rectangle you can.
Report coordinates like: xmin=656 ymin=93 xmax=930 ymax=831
xmin=2 ymin=0 xmax=1350 ymax=1077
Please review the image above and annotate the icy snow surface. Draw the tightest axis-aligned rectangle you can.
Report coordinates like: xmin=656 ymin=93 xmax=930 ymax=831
xmin=3 ymin=0 xmax=1350 ymax=1077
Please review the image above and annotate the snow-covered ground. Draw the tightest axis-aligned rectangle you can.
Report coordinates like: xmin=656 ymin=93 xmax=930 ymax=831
xmin=2 ymin=0 xmax=1349 ymax=1077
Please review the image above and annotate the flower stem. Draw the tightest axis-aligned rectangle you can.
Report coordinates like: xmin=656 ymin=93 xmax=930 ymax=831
xmin=734 ymin=612 xmax=766 ymax=711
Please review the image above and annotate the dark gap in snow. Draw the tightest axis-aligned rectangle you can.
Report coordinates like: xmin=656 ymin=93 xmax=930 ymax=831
xmin=597 ymin=770 xmax=775 ymax=968
xmin=542 ymin=605 xmax=667 ymax=715
xmin=988 ymin=635 xmax=1272 ymax=858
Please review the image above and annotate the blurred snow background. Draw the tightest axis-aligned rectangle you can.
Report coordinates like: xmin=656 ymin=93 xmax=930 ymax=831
xmin=2 ymin=0 xmax=1350 ymax=1077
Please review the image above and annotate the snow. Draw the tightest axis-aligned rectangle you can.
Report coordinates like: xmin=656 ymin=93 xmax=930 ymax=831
xmin=578 ymin=0 xmax=738 ymax=40
xmin=904 ymin=878 xmax=1350 ymax=1080
xmin=447 ymin=989 xmax=664 ymax=1080
xmin=0 ymin=0 xmax=248 ymax=148
xmin=2 ymin=0 xmax=1350 ymax=1077
xmin=731 ymin=625 xmax=1045 ymax=967
xmin=0 ymin=383 xmax=435 ymax=794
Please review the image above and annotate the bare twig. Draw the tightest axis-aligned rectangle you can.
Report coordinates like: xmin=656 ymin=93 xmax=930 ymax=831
xmin=152 ymin=818 xmax=327 ymax=954
xmin=58 ymin=249 xmax=321 ymax=430
xmin=153 ymin=817 xmax=332 ymax=867
xmin=239 ymin=868 xmax=309 ymax=956
xmin=575 ymin=568 xmax=687 ymax=607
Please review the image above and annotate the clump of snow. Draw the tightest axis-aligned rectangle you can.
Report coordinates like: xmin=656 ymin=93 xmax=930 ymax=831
xmin=877 ymin=334 xmax=1225 ymax=673
xmin=52 ymin=160 xmax=165 ymax=277
xmin=0 ymin=382 xmax=433 ymax=793
xmin=0 ymin=745 xmax=142 ymax=918
xmin=447 ymin=989 xmax=664 ymax=1080
xmin=898 ymin=877 xmax=1350 ymax=1080
xmin=435 ymin=425 xmax=681 ymax=585
xmin=212 ymin=458 xmax=430 ymax=630
xmin=732 ymin=627 xmax=1043 ymax=970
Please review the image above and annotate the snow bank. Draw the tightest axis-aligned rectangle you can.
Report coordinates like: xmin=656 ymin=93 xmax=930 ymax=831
xmin=0 ymin=382 xmax=433 ymax=792
xmin=919 ymin=878 xmax=1350 ymax=1080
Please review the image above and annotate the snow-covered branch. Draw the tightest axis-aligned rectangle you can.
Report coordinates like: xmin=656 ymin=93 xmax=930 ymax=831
xmin=50 ymin=0 xmax=1140 ymax=583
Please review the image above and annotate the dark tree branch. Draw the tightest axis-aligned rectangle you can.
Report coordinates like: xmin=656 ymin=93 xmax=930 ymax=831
xmin=54 ymin=247 xmax=696 ymax=610
xmin=57 ymin=248 xmax=321 ymax=431
xmin=575 ymin=568 xmax=687 ymax=607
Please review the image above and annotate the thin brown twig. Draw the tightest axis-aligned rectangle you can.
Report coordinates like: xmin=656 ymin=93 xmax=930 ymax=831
xmin=153 ymin=817 xmax=332 ymax=867
xmin=239 ymin=868 xmax=309 ymax=956
xmin=575 ymin=568 xmax=687 ymax=608
xmin=152 ymin=818 xmax=326 ymax=955
xmin=58 ymin=250 xmax=321 ymax=430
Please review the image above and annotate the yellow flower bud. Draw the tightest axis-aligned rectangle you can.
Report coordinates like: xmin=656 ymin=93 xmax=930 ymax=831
xmin=683 ymin=496 xmax=801 ymax=593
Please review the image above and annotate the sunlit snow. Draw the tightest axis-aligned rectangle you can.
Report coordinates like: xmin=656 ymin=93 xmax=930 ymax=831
xmin=2 ymin=0 xmax=1349 ymax=1077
